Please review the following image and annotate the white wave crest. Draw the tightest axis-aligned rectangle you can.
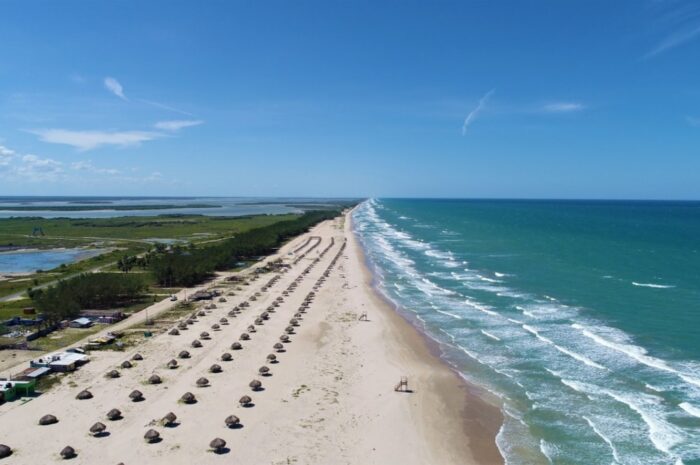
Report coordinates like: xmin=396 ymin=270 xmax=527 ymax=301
xmin=632 ymin=282 xmax=675 ymax=289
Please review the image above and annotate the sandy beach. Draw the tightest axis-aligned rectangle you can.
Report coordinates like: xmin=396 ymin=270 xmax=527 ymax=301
xmin=0 ymin=211 xmax=503 ymax=464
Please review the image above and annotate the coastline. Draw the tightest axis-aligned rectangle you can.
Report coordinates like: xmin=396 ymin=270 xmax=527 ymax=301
xmin=347 ymin=209 xmax=505 ymax=464
xmin=0 ymin=213 xmax=503 ymax=464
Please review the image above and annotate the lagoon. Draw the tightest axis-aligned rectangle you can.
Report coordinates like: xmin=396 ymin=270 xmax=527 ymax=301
xmin=0 ymin=248 xmax=106 ymax=273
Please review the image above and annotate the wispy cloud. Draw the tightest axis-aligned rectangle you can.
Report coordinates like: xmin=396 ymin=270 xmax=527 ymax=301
xmin=30 ymin=129 xmax=161 ymax=151
xmin=0 ymin=143 xmax=171 ymax=184
xmin=542 ymin=102 xmax=585 ymax=113
xmin=462 ymin=89 xmax=495 ymax=135
xmin=154 ymin=120 xmax=203 ymax=131
xmin=645 ymin=2 xmax=700 ymax=58
xmin=138 ymin=99 xmax=196 ymax=117
xmin=104 ymin=77 xmax=127 ymax=100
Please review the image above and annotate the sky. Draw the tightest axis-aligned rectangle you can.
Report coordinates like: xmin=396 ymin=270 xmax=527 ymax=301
xmin=1 ymin=0 xmax=699 ymax=199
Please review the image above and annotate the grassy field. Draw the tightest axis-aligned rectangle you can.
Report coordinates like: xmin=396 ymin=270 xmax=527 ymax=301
xmin=0 ymin=213 xmax=299 ymax=300
xmin=0 ymin=213 xmax=298 ymax=249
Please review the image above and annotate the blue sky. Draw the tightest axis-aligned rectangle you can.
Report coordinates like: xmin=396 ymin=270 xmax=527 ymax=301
xmin=1 ymin=1 xmax=699 ymax=199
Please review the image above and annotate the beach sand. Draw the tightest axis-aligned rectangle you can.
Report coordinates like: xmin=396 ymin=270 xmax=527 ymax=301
xmin=0 ymin=212 xmax=503 ymax=464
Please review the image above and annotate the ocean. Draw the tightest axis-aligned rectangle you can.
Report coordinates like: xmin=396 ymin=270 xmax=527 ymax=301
xmin=352 ymin=199 xmax=700 ymax=465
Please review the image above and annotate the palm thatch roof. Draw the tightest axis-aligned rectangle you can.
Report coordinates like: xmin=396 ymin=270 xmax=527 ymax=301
xmin=254 ymin=318 xmax=264 ymax=325
xmin=178 ymin=350 xmax=190 ymax=359
xmin=162 ymin=412 xmax=177 ymax=426
xmin=211 ymin=324 xmax=220 ymax=330
xmin=239 ymin=395 xmax=252 ymax=406
xmin=167 ymin=359 xmax=178 ymax=369
xmin=181 ymin=392 xmax=196 ymax=404
xmin=76 ymin=389 xmax=93 ymax=400
xmin=132 ymin=353 xmax=143 ymax=361
xmin=240 ymin=333 xmax=250 ymax=341
xmin=199 ymin=331 xmax=210 ymax=339
xmin=177 ymin=322 xmax=188 ymax=330
xmin=191 ymin=340 xmax=202 ymax=348
xmin=144 ymin=429 xmax=160 ymax=443
xmin=107 ymin=370 xmax=120 ymax=379
xmin=106 ymin=408 xmax=122 ymax=421
xmin=89 ymin=422 xmax=106 ymax=435
xmin=169 ymin=328 xmax=179 ymax=336
xmin=129 ymin=390 xmax=144 ymax=402
xmin=60 ymin=446 xmax=76 ymax=459
xmin=209 ymin=364 xmax=222 ymax=373
xmin=266 ymin=353 xmax=277 ymax=362
xmin=221 ymin=353 xmax=232 ymax=361
xmin=249 ymin=379 xmax=262 ymax=391
xmin=39 ymin=414 xmax=58 ymax=425
xmin=224 ymin=414 xmax=240 ymax=427
xmin=0 ymin=444 xmax=11 ymax=459
xmin=148 ymin=374 xmax=162 ymax=385
xmin=196 ymin=377 xmax=210 ymax=387
xmin=285 ymin=326 xmax=295 ymax=334
xmin=231 ymin=342 xmax=242 ymax=350
xmin=273 ymin=342 xmax=284 ymax=352
xmin=121 ymin=360 xmax=133 ymax=369
xmin=280 ymin=334 xmax=290 ymax=342
xmin=258 ymin=366 xmax=270 ymax=375
xmin=219 ymin=317 xmax=228 ymax=324
xmin=209 ymin=437 xmax=226 ymax=452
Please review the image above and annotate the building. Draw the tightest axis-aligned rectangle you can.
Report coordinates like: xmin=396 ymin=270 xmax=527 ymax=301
xmin=30 ymin=351 xmax=89 ymax=373
xmin=0 ymin=379 xmax=36 ymax=403
xmin=69 ymin=317 xmax=93 ymax=328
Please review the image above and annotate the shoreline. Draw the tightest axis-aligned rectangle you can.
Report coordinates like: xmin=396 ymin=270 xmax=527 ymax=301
xmin=347 ymin=209 xmax=504 ymax=464
xmin=0 ymin=213 xmax=504 ymax=464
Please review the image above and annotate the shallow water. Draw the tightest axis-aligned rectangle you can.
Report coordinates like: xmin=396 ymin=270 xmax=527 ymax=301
xmin=0 ymin=248 xmax=106 ymax=273
xmin=353 ymin=199 xmax=700 ymax=465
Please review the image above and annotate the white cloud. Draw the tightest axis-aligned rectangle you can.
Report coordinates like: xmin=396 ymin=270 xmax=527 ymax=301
xmin=104 ymin=77 xmax=127 ymax=100
xmin=542 ymin=102 xmax=585 ymax=113
xmin=71 ymin=160 xmax=121 ymax=175
xmin=138 ymin=99 xmax=195 ymax=117
xmin=0 ymin=149 xmax=64 ymax=182
xmin=462 ymin=89 xmax=495 ymax=135
xmin=31 ymin=129 xmax=161 ymax=151
xmin=154 ymin=120 xmax=203 ymax=131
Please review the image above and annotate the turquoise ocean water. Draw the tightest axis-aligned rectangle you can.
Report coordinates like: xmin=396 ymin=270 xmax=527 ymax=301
xmin=352 ymin=199 xmax=700 ymax=465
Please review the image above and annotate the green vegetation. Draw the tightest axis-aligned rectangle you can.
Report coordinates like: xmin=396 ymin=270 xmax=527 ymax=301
xmin=0 ymin=213 xmax=299 ymax=249
xmin=150 ymin=210 xmax=341 ymax=286
xmin=0 ymin=203 xmax=220 ymax=212
xmin=29 ymin=273 xmax=147 ymax=324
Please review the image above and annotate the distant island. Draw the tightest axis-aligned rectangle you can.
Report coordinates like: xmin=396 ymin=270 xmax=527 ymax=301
xmin=0 ymin=204 xmax=221 ymax=212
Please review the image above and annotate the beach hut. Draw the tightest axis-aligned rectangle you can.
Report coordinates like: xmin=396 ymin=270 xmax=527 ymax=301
xmin=89 ymin=422 xmax=106 ymax=437
xmin=60 ymin=446 xmax=76 ymax=459
xmin=132 ymin=353 xmax=143 ymax=361
xmin=258 ymin=366 xmax=270 ymax=376
xmin=129 ymin=390 xmax=144 ymax=402
xmin=209 ymin=364 xmax=222 ymax=373
xmin=249 ymin=379 xmax=262 ymax=391
xmin=273 ymin=343 xmax=284 ymax=352
xmin=196 ymin=377 xmax=209 ymax=387
xmin=239 ymin=395 xmax=252 ymax=407
xmin=231 ymin=342 xmax=242 ymax=350
xmin=162 ymin=412 xmax=177 ymax=427
xmin=224 ymin=415 xmax=240 ymax=428
xmin=121 ymin=360 xmax=133 ymax=369
xmin=192 ymin=340 xmax=202 ymax=348
xmin=39 ymin=414 xmax=58 ymax=425
xmin=167 ymin=359 xmax=178 ymax=369
xmin=106 ymin=370 xmax=120 ymax=379
xmin=240 ymin=333 xmax=250 ymax=341
xmin=178 ymin=350 xmax=190 ymax=359
xmin=148 ymin=374 xmax=162 ymax=385
xmin=209 ymin=438 xmax=226 ymax=453
xmin=144 ymin=429 xmax=160 ymax=443
xmin=181 ymin=392 xmax=196 ymax=404
xmin=221 ymin=353 xmax=232 ymax=362
xmin=0 ymin=444 xmax=11 ymax=459
xmin=106 ymin=408 xmax=122 ymax=421
xmin=266 ymin=353 xmax=277 ymax=363
xmin=76 ymin=389 xmax=93 ymax=400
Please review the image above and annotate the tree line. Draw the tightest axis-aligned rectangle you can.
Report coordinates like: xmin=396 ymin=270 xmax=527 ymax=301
xmin=149 ymin=210 xmax=341 ymax=287
xmin=29 ymin=273 xmax=147 ymax=325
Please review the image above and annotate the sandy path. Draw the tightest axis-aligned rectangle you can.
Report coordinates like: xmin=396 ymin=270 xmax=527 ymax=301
xmin=0 ymin=213 xmax=503 ymax=464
